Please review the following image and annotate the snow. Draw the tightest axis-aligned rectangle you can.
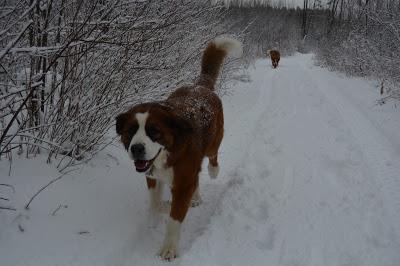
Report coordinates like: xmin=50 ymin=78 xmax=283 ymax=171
xmin=1 ymin=53 xmax=400 ymax=266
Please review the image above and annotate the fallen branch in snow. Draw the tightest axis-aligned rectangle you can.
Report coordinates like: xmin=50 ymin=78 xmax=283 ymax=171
xmin=51 ymin=204 xmax=68 ymax=216
xmin=25 ymin=168 xmax=77 ymax=210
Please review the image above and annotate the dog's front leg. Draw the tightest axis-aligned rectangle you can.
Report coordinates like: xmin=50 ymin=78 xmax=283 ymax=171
xmin=146 ymin=177 xmax=168 ymax=228
xmin=159 ymin=184 xmax=196 ymax=260
xmin=146 ymin=177 xmax=163 ymax=211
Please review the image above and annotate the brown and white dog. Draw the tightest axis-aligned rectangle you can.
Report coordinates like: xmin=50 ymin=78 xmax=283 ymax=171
xmin=115 ymin=37 xmax=242 ymax=260
xmin=267 ymin=49 xmax=280 ymax=68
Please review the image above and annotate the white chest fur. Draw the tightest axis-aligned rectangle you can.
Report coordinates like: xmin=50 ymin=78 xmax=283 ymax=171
xmin=146 ymin=149 xmax=174 ymax=186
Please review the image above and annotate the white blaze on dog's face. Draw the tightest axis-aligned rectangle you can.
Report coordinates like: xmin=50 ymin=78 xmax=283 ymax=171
xmin=127 ymin=112 xmax=164 ymax=172
xmin=116 ymin=109 xmax=167 ymax=173
xmin=128 ymin=112 xmax=162 ymax=159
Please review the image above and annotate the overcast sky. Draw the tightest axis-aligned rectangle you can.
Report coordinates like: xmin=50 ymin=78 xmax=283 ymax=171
xmin=214 ymin=0 xmax=327 ymax=8
xmin=274 ymin=0 xmax=328 ymax=7
xmin=275 ymin=0 xmax=303 ymax=7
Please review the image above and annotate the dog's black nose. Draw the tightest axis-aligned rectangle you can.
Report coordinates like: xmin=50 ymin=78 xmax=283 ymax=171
xmin=131 ymin=143 xmax=145 ymax=159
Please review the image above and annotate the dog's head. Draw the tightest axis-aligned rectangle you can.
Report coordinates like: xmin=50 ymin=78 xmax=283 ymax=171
xmin=116 ymin=103 xmax=192 ymax=172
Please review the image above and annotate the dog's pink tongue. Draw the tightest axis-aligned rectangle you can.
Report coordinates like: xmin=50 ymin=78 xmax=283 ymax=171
xmin=134 ymin=160 xmax=148 ymax=170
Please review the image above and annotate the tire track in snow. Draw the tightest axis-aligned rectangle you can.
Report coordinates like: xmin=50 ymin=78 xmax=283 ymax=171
xmin=303 ymin=64 xmax=400 ymax=235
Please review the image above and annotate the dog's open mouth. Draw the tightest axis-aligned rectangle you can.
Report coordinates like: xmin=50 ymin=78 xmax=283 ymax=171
xmin=134 ymin=160 xmax=152 ymax=172
xmin=134 ymin=149 xmax=161 ymax=173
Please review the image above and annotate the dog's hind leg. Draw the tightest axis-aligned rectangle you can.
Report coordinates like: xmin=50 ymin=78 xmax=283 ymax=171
xmin=191 ymin=186 xmax=202 ymax=207
xmin=207 ymin=154 xmax=220 ymax=179
xmin=206 ymin=110 xmax=223 ymax=179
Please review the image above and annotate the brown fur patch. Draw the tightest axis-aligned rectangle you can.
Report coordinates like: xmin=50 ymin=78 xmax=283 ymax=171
xmin=146 ymin=177 xmax=156 ymax=189
xmin=268 ymin=50 xmax=280 ymax=68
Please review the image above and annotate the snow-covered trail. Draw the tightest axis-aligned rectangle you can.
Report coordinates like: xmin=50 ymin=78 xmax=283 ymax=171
xmin=1 ymin=54 xmax=400 ymax=266
xmin=181 ymin=54 xmax=400 ymax=266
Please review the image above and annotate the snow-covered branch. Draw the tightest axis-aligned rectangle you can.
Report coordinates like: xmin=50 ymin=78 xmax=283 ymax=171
xmin=0 ymin=0 xmax=239 ymax=168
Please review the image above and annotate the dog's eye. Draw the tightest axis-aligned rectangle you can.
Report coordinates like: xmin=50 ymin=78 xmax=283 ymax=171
xmin=128 ymin=124 xmax=138 ymax=137
xmin=146 ymin=126 xmax=161 ymax=141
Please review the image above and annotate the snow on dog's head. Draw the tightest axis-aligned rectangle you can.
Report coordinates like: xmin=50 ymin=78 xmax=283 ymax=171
xmin=116 ymin=103 xmax=192 ymax=172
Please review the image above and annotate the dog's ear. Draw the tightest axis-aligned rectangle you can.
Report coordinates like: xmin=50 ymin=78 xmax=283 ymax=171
xmin=115 ymin=112 xmax=129 ymax=135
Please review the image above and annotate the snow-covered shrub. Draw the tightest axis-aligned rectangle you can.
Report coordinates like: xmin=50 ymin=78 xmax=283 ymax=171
xmin=0 ymin=0 xmax=242 ymax=168
xmin=314 ymin=1 xmax=400 ymax=101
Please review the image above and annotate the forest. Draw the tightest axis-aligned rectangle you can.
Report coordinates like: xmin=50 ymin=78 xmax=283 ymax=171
xmin=1 ymin=0 xmax=399 ymax=167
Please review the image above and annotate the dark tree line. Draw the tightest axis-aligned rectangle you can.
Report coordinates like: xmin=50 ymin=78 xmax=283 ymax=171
xmin=315 ymin=0 xmax=400 ymax=102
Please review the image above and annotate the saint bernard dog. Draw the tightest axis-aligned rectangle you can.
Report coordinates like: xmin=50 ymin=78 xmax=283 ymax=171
xmin=115 ymin=37 xmax=242 ymax=260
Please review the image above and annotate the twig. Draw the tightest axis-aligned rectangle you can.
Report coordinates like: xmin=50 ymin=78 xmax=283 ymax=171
xmin=0 ymin=206 xmax=16 ymax=211
xmin=0 ymin=20 xmax=33 ymax=61
xmin=18 ymin=224 xmax=25 ymax=232
xmin=25 ymin=168 xmax=77 ymax=210
xmin=51 ymin=204 xmax=67 ymax=216
xmin=51 ymin=204 xmax=63 ymax=216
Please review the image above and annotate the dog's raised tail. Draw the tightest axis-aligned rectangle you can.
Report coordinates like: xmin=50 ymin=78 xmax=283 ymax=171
xmin=197 ymin=37 xmax=242 ymax=89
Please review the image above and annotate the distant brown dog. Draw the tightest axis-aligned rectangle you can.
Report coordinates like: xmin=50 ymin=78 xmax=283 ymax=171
xmin=267 ymin=50 xmax=280 ymax=68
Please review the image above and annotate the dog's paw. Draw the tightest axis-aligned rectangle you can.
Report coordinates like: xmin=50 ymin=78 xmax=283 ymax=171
xmin=159 ymin=243 xmax=178 ymax=261
xmin=208 ymin=164 xmax=219 ymax=179
xmin=191 ymin=198 xmax=202 ymax=207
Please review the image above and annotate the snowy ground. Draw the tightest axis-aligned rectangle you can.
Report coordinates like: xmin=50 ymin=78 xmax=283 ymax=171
xmin=1 ymin=54 xmax=400 ymax=266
